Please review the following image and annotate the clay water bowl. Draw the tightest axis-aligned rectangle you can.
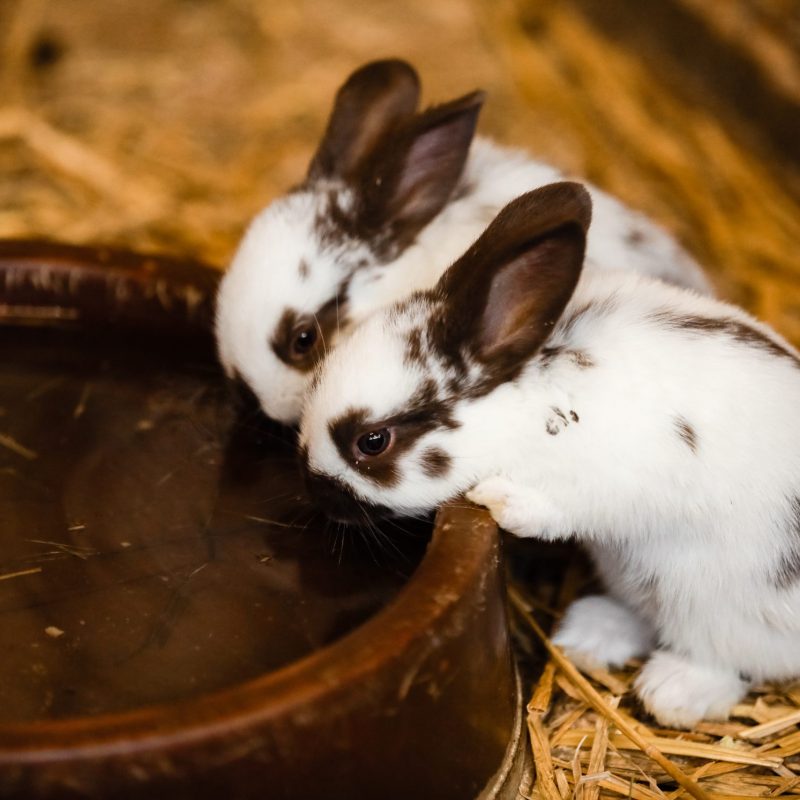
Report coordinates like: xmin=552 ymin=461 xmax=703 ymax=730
xmin=0 ymin=242 xmax=527 ymax=800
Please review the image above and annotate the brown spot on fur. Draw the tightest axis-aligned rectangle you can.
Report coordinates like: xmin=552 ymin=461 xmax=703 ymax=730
xmin=311 ymin=190 xmax=373 ymax=257
xmin=538 ymin=345 xmax=564 ymax=367
xmin=538 ymin=346 xmax=594 ymax=370
xmin=545 ymin=406 xmax=575 ymax=436
xmin=545 ymin=419 xmax=561 ymax=436
xmin=401 ymin=379 xmax=460 ymax=432
xmin=570 ymin=349 xmax=594 ymax=368
xmin=544 ymin=406 xmax=569 ymax=436
xmin=298 ymin=259 xmax=309 ymax=279
xmin=420 ymin=447 xmax=451 ymax=478
xmin=627 ymin=229 xmax=646 ymax=246
xmin=674 ymin=415 xmax=698 ymax=453
xmin=405 ymin=328 xmax=425 ymax=367
xmin=774 ymin=497 xmax=800 ymax=589
xmin=652 ymin=311 xmax=800 ymax=367
xmin=328 ymin=380 xmax=459 ymax=487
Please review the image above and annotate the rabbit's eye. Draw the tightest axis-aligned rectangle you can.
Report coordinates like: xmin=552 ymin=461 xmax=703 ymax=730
xmin=290 ymin=324 xmax=318 ymax=358
xmin=356 ymin=428 xmax=392 ymax=457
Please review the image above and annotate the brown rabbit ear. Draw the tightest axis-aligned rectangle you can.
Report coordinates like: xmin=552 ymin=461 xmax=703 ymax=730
xmin=308 ymin=59 xmax=420 ymax=180
xmin=434 ymin=183 xmax=592 ymax=383
xmin=360 ymin=91 xmax=485 ymax=246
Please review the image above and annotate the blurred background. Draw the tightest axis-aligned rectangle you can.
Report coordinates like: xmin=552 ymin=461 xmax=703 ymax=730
xmin=0 ymin=0 xmax=798 ymax=341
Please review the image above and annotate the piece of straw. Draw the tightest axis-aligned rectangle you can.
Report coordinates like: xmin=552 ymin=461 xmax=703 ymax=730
xmin=0 ymin=431 xmax=38 ymax=460
xmin=583 ymin=696 xmax=619 ymax=800
xmin=527 ymin=661 xmax=562 ymax=800
xmin=553 ymin=730 xmax=783 ymax=770
xmin=0 ymin=566 xmax=42 ymax=582
xmin=739 ymin=709 xmax=800 ymax=741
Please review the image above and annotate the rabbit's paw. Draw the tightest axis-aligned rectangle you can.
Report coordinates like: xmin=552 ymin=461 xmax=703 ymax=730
xmin=467 ymin=478 xmax=567 ymax=539
xmin=553 ymin=595 xmax=655 ymax=671
xmin=634 ymin=650 xmax=749 ymax=729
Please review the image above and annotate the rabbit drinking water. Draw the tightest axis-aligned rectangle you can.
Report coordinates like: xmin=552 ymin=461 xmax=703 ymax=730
xmin=299 ymin=182 xmax=800 ymax=727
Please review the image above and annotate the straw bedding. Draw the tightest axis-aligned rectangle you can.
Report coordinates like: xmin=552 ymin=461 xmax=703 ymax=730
xmin=1 ymin=1 xmax=799 ymax=797
xmin=509 ymin=548 xmax=800 ymax=800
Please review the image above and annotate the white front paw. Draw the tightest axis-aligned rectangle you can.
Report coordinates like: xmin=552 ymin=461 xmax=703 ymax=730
xmin=466 ymin=477 xmax=567 ymax=539
xmin=634 ymin=650 xmax=749 ymax=729
xmin=553 ymin=595 xmax=655 ymax=671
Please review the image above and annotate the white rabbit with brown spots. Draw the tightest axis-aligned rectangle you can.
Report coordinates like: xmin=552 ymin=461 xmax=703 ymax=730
xmin=299 ymin=182 xmax=800 ymax=728
xmin=215 ymin=58 xmax=711 ymax=425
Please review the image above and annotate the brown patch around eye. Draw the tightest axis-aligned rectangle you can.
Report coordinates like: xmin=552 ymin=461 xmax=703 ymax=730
xmin=420 ymin=447 xmax=451 ymax=478
xmin=328 ymin=382 xmax=459 ymax=488
xmin=329 ymin=407 xmax=399 ymax=486
xmin=270 ymin=296 xmax=348 ymax=372
xmin=270 ymin=309 xmax=319 ymax=372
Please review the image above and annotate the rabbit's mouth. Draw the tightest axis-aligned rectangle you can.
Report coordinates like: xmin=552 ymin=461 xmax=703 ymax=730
xmin=302 ymin=465 xmax=394 ymax=526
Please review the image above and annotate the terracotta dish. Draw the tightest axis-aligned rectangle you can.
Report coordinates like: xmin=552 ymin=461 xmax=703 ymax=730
xmin=0 ymin=242 xmax=526 ymax=799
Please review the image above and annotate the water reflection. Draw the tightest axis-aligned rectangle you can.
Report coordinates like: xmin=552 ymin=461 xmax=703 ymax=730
xmin=0 ymin=327 xmax=428 ymax=722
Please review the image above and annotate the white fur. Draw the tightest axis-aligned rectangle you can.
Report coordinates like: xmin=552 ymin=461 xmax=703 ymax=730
xmin=300 ymin=267 xmax=800 ymax=727
xmin=216 ymin=138 xmax=712 ymax=424
xmin=215 ymin=187 xmax=369 ymax=422
xmin=550 ymin=595 xmax=655 ymax=671
xmin=634 ymin=652 xmax=750 ymax=728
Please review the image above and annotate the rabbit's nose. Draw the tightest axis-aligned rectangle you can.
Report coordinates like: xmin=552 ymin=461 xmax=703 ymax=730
xmin=301 ymin=466 xmax=393 ymax=526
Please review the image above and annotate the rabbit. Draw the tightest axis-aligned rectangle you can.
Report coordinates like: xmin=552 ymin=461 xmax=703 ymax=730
xmin=298 ymin=182 xmax=800 ymax=728
xmin=215 ymin=58 xmax=713 ymax=426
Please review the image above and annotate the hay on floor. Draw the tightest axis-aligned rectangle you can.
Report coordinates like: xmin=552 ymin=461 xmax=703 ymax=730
xmin=511 ymin=583 xmax=800 ymax=800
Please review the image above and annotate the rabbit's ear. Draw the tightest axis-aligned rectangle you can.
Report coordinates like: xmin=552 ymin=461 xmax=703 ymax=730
xmin=309 ymin=59 xmax=420 ymax=180
xmin=360 ymin=91 xmax=485 ymax=245
xmin=435 ymin=182 xmax=591 ymax=380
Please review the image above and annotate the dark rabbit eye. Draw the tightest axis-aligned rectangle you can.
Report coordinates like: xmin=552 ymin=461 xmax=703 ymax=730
xmin=291 ymin=325 xmax=318 ymax=357
xmin=356 ymin=429 xmax=392 ymax=457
